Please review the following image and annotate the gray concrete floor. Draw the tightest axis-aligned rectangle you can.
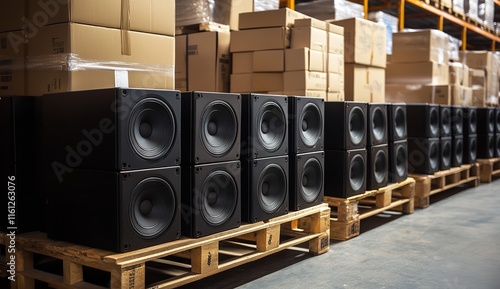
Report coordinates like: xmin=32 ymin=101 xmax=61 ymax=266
xmin=180 ymin=180 xmax=500 ymax=289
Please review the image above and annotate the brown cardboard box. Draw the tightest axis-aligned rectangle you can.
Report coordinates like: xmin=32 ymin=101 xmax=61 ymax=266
xmin=252 ymin=73 xmax=284 ymax=92
xmin=392 ymin=30 xmax=449 ymax=64
xmin=294 ymin=18 xmax=329 ymax=30
xmin=285 ymin=48 xmax=326 ymax=72
xmin=449 ymin=63 xmax=469 ymax=87
xmin=472 ymin=87 xmax=485 ymax=107
xmin=0 ymin=31 xmax=25 ymax=95
xmin=328 ymin=53 xmax=344 ymax=74
xmin=327 ymin=73 xmax=344 ymax=93
xmin=328 ymin=23 xmax=344 ymax=55
xmin=27 ymin=0 xmax=175 ymax=35
xmin=461 ymin=86 xmax=473 ymax=106
xmin=175 ymin=35 xmax=187 ymax=91
xmin=386 ymin=61 xmax=449 ymax=85
xmin=230 ymin=27 xmax=290 ymax=52
xmin=274 ymin=90 xmax=327 ymax=99
xmin=344 ymin=64 xmax=385 ymax=102
xmin=238 ymin=8 xmax=307 ymax=29
xmin=187 ymin=31 xmax=231 ymax=92
xmin=284 ymin=71 xmax=327 ymax=91
xmin=371 ymin=22 xmax=387 ymax=68
xmin=253 ymin=50 xmax=285 ymax=72
xmin=327 ymin=92 xmax=345 ymax=101
xmin=0 ymin=2 xmax=25 ymax=32
xmin=460 ymin=51 xmax=498 ymax=101
xmin=291 ymin=26 xmax=328 ymax=52
xmin=230 ymin=73 xmax=252 ymax=93
xmin=469 ymin=69 xmax=486 ymax=88
xmin=385 ymin=84 xmax=450 ymax=104
xmin=232 ymin=52 xmax=253 ymax=74
xmin=27 ymin=23 xmax=174 ymax=96
xmin=450 ymin=84 xmax=473 ymax=106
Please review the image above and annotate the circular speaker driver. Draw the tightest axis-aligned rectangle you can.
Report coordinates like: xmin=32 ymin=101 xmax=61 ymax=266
xmin=257 ymin=164 xmax=287 ymax=213
xmin=374 ymin=149 xmax=387 ymax=184
xmin=300 ymin=103 xmax=322 ymax=148
xmin=200 ymin=171 xmax=238 ymax=226
xmin=469 ymin=110 xmax=477 ymax=134
xmin=349 ymin=154 xmax=365 ymax=192
xmin=396 ymin=144 xmax=407 ymax=178
xmin=430 ymin=142 xmax=439 ymax=171
xmin=441 ymin=108 xmax=451 ymax=136
xmin=130 ymin=177 xmax=176 ymax=238
xmin=495 ymin=135 xmax=500 ymax=156
xmin=372 ymin=107 xmax=386 ymax=143
xmin=301 ymin=158 xmax=323 ymax=203
xmin=394 ymin=106 xmax=406 ymax=139
xmin=470 ymin=138 xmax=477 ymax=162
xmin=129 ymin=98 xmax=176 ymax=160
xmin=488 ymin=136 xmax=494 ymax=157
xmin=455 ymin=139 xmax=463 ymax=165
xmin=201 ymin=101 xmax=238 ymax=157
xmin=488 ymin=110 xmax=495 ymax=133
xmin=348 ymin=106 xmax=365 ymax=146
xmin=442 ymin=141 xmax=451 ymax=168
xmin=455 ymin=109 xmax=463 ymax=135
xmin=257 ymin=102 xmax=286 ymax=152
xmin=496 ymin=111 xmax=500 ymax=132
xmin=430 ymin=108 xmax=439 ymax=137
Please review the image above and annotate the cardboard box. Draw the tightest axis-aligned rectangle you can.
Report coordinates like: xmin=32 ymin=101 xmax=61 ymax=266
xmin=386 ymin=61 xmax=449 ymax=85
xmin=27 ymin=0 xmax=175 ymax=35
xmin=238 ymin=8 xmax=307 ymax=29
xmin=175 ymin=35 xmax=187 ymax=91
xmin=230 ymin=73 xmax=252 ymax=93
xmin=291 ymin=26 xmax=328 ymax=52
xmin=451 ymin=85 xmax=473 ymax=106
xmin=449 ymin=63 xmax=469 ymax=87
xmin=0 ymin=2 xmax=25 ymax=32
xmin=232 ymin=52 xmax=253 ymax=74
xmin=385 ymin=84 xmax=450 ymax=104
xmin=253 ymin=50 xmax=285 ymax=72
xmin=230 ymin=27 xmax=290 ymax=52
xmin=252 ymin=72 xmax=284 ymax=92
xmin=275 ymin=90 xmax=327 ymax=99
xmin=284 ymin=71 xmax=327 ymax=91
xmin=328 ymin=53 xmax=344 ymax=74
xmin=27 ymin=23 xmax=175 ymax=96
xmin=285 ymin=48 xmax=326 ymax=72
xmin=392 ymin=30 xmax=449 ymax=64
xmin=294 ymin=18 xmax=329 ymax=30
xmin=344 ymin=64 xmax=385 ymax=102
xmin=371 ymin=22 xmax=387 ymax=68
xmin=459 ymin=50 xmax=495 ymax=70
xmin=327 ymin=91 xmax=345 ymax=101
xmin=327 ymin=72 xmax=344 ymax=93
xmin=328 ymin=23 xmax=344 ymax=55
xmin=0 ymin=31 xmax=25 ymax=95
xmin=469 ymin=69 xmax=486 ymax=88
xmin=187 ymin=31 xmax=231 ymax=92
xmin=472 ymin=87 xmax=485 ymax=107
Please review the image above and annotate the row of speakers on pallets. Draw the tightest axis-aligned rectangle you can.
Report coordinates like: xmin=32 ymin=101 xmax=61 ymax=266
xmin=43 ymin=89 xmax=325 ymax=253
xmin=405 ymin=104 xmax=500 ymax=175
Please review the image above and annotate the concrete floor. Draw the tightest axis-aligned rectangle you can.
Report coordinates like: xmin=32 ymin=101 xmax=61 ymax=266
xmin=180 ymin=180 xmax=500 ymax=289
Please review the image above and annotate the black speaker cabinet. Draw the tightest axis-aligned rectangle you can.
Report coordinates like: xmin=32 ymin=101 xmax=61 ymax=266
xmin=476 ymin=107 xmax=495 ymax=135
xmin=241 ymin=93 xmax=288 ymax=158
xmin=495 ymin=134 xmax=500 ymax=157
xmin=407 ymin=138 xmax=440 ymax=174
xmin=325 ymin=149 xmax=366 ymax=198
xmin=47 ymin=167 xmax=181 ymax=252
xmin=181 ymin=91 xmax=241 ymax=165
xmin=242 ymin=156 xmax=289 ymax=222
xmin=463 ymin=134 xmax=477 ymax=164
xmin=440 ymin=137 xmax=452 ymax=170
xmin=0 ymin=96 xmax=43 ymax=233
xmin=452 ymin=106 xmax=463 ymax=136
xmin=43 ymin=88 xmax=182 ymax=173
xmin=181 ymin=160 xmax=241 ymax=238
xmin=288 ymin=96 xmax=324 ymax=154
xmin=452 ymin=136 xmax=464 ymax=167
xmin=387 ymin=103 xmax=407 ymax=141
xmin=477 ymin=134 xmax=494 ymax=159
xmin=439 ymin=105 xmax=452 ymax=137
xmin=367 ymin=144 xmax=388 ymax=190
xmin=388 ymin=140 xmax=408 ymax=183
xmin=406 ymin=104 xmax=440 ymax=138
xmin=289 ymin=151 xmax=325 ymax=211
xmin=496 ymin=108 xmax=500 ymax=133
xmin=463 ymin=107 xmax=477 ymax=135
xmin=367 ymin=103 xmax=388 ymax=146
xmin=325 ymin=101 xmax=367 ymax=150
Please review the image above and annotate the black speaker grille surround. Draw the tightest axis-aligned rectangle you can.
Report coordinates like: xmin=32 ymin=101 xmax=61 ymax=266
xmin=368 ymin=104 xmax=388 ymax=146
xmin=440 ymin=137 xmax=452 ymax=170
xmin=389 ymin=140 xmax=408 ymax=183
xmin=387 ymin=103 xmax=407 ymax=141
xmin=477 ymin=134 xmax=495 ymax=159
xmin=496 ymin=108 xmax=500 ymax=133
xmin=325 ymin=149 xmax=366 ymax=198
xmin=407 ymin=138 xmax=440 ymax=174
xmin=463 ymin=134 xmax=477 ymax=164
xmin=288 ymin=96 xmax=324 ymax=154
xmin=452 ymin=136 xmax=464 ymax=167
xmin=290 ymin=152 xmax=324 ymax=211
xmin=477 ymin=107 xmax=495 ymax=135
xmin=464 ymin=107 xmax=477 ymax=135
xmin=495 ymin=134 xmax=500 ymax=157
xmin=440 ymin=105 xmax=452 ymax=137
xmin=325 ymin=101 xmax=367 ymax=150
xmin=202 ymin=101 xmax=238 ymax=156
xmin=452 ymin=106 xmax=463 ymax=136
xmin=406 ymin=104 xmax=439 ymax=138
xmin=367 ymin=145 xmax=388 ymax=190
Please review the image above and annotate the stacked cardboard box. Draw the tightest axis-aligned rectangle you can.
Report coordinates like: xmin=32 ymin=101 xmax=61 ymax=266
xmin=1 ymin=0 xmax=176 ymax=96
xmin=449 ymin=62 xmax=473 ymax=106
xmin=459 ymin=50 xmax=500 ymax=106
xmin=331 ymin=17 xmax=386 ymax=102
xmin=386 ymin=30 xmax=450 ymax=104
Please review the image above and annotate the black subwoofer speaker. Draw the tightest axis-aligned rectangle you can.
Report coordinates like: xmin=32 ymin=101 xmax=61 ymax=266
xmin=242 ymin=156 xmax=288 ymax=222
xmin=440 ymin=137 xmax=452 ymax=170
xmin=407 ymin=138 xmax=440 ymax=174
xmin=47 ymin=167 xmax=181 ymax=252
xmin=289 ymin=151 xmax=325 ymax=211
xmin=325 ymin=149 xmax=366 ymax=198
xmin=288 ymin=96 xmax=324 ymax=154
xmin=495 ymin=108 xmax=500 ymax=133
xmin=367 ymin=144 xmax=388 ymax=190
xmin=440 ymin=105 xmax=452 ymax=137
xmin=181 ymin=91 xmax=241 ymax=164
xmin=388 ymin=140 xmax=408 ymax=183
xmin=477 ymin=134 xmax=494 ymax=159
xmin=452 ymin=106 xmax=463 ymax=136
xmin=463 ymin=135 xmax=477 ymax=164
xmin=241 ymin=93 xmax=288 ymax=158
xmin=452 ymin=136 xmax=464 ymax=167
xmin=476 ymin=107 xmax=495 ymax=135
xmin=463 ymin=107 xmax=477 ymax=135
xmin=495 ymin=134 xmax=500 ymax=157
xmin=387 ymin=103 xmax=407 ymax=141
xmin=43 ymin=88 xmax=182 ymax=172
xmin=181 ymin=160 xmax=241 ymax=237
xmin=367 ymin=103 xmax=388 ymax=146
xmin=325 ymin=101 xmax=367 ymax=150
xmin=406 ymin=104 xmax=440 ymax=138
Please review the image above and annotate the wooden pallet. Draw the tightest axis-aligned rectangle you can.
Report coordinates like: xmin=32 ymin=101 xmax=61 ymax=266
xmin=324 ymin=178 xmax=415 ymax=240
xmin=13 ymin=204 xmax=330 ymax=289
xmin=477 ymin=158 xmax=500 ymax=183
xmin=410 ymin=164 xmax=479 ymax=208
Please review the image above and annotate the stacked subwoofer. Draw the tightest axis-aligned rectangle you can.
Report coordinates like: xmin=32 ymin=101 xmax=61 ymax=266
xmin=476 ymin=107 xmax=495 ymax=159
xmin=386 ymin=103 xmax=408 ymax=183
xmin=451 ymin=106 xmax=464 ymax=167
xmin=439 ymin=105 xmax=452 ymax=170
xmin=366 ymin=103 xmax=389 ymax=190
xmin=463 ymin=107 xmax=478 ymax=164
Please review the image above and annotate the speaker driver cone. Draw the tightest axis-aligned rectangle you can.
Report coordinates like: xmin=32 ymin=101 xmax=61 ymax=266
xmin=200 ymin=171 xmax=237 ymax=226
xmin=130 ymin=177 xmax=176 ymax=238
xmin=374 ymin=150 xmax=387 ymax=183
xmin=442 ymin=109 xmax=451 ymax=135
xmin=455 ymin=139 xmax=463 ymax=164
xmin=394 ymin=106 xmax=406 ymax=139
xmin=430 ymin=142 xmax=439 ymax=170
xmin=488 ymin=110 xmax=495 ymax=133
xmin=396 ymin=144 xmax=407 ymax=178
xmin=129 ymin=98 xmax=175 ymax=160
xmin=300 ymin=103 xmax=322 ymax=148
xmin=201 ymin=101 xmax=238 ymax=157
xmin=455 ymin=109 xmax=463 ymax=134
xmin=442 ymin=141 xmax=451 ymax=168
xmin=372 ymin=107 xmax=386 ymax=143
xmin=496 ymin=111 xmax=500 ymax=132
xmin=470 ymin=138 xmax=477 ymax=161
xmin=301 ymin=158 xmax=323 ymax=203
xmin=488 ymin=136 xmax=494 ymax=157
xmin=430 ymin=108 xmax=439 ymax=137
xmin=349 ymin=106 xmax=365 ymax=146
xmin=258 ymin=164 xmax=287 ymax=213
xmin=257 ymin=102 xmax=286 ymax=152
xmin=470 ymin=110 xmax=477 ymax=134
xmin=349 ymin=154 xmax=365 ymax=192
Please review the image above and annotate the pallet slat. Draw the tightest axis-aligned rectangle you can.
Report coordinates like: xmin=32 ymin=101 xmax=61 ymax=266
xmin=477 ymin=158 xmax=500 ymax=183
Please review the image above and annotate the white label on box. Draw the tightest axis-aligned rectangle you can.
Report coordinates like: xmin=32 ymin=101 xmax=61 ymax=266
xmin=115 ymin=70 xmax=129 ymax=88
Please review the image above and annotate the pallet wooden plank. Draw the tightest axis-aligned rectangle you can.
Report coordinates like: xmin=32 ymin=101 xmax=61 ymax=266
xmin=191 ymin=243 xmax=219 ymax=274
xmin=63 ymin=260 xmax=83 ymax=285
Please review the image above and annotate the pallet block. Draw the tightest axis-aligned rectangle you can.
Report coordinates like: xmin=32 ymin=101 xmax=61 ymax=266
xmin=13 ymin=204 xmax=330 ymax=289
xmin=477 ymin=158 xmax=500 ymax=183
xmin=324 ymin=177 xmax=415 ymax=240
xmin=410 ymin=163 xmax=479 ymax=208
